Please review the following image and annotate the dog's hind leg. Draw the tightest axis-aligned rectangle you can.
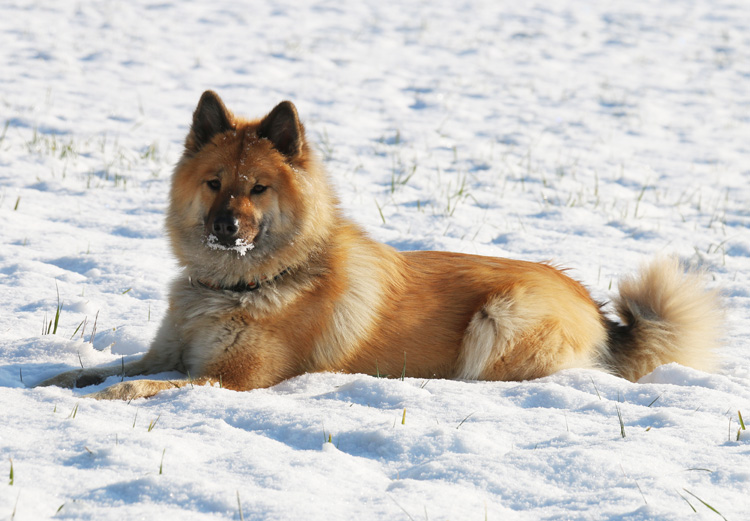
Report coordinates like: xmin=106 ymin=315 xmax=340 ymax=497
xmin=454 ymin=296 xmax=526 ymax=380
xmin=454 ymin=290 xmax=606 ymax=382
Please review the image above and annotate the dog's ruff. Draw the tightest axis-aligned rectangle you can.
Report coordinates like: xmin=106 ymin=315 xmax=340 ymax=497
xmin=36 ymin=91 xmax=723 ymax=400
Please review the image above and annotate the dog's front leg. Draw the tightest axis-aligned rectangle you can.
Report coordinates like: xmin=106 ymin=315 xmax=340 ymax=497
xmin=35 ymin=356 xmax=157 ymax=389
xmin=35 ymin=312 xmax=184 ymax=390
xmin=84 ymin=376 xmax=218 ymax=400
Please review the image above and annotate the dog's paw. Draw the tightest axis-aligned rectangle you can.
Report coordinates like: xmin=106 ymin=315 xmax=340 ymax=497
xmin=85 ymin=380 xmax=177 ymax=401
xmin=36 ymin=370 xmax=107 ymax=389
xmin=36 ymin=370 xmax=84 ymax=389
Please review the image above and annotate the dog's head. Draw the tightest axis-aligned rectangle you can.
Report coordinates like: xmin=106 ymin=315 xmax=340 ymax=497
xmin=168 ymin=91 xmax=337 ymax=284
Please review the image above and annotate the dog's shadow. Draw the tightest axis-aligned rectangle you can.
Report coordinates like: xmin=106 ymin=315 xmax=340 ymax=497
xmin=0 ymin=362 xmax=69 ymax=389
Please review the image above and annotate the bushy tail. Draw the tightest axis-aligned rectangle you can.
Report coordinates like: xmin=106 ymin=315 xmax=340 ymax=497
xmin=601 ymin=257 xmax=723 ymax=381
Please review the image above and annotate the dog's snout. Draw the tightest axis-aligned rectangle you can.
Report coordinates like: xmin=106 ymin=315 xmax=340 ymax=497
xmin=212 ymin=213 xmax=240 ymax=241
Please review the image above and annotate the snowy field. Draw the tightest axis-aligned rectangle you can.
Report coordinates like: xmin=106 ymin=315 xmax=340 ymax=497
xmin=1 ymin=0 xmax=749 ymax=519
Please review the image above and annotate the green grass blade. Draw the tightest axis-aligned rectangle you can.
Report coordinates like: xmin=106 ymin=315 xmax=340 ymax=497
xmin=159 ymin=448 xmax=166 ymax=475
xmin=237 ymin=491 xmax=245 ymax=521
xmin=70 ymin=318 xmax=85 ymax=339
xmin=589 ymin=377 xmax=601 ymax=400
xmin=616 ymin=404 xmax=626 ymax=438
xmin=374 ymin=198 xmax=386 ymax=224
xmin=677 ymin=491 xmax=697 ymax=513
xmin=52 ymin=281 xmax=62 ymax=335
xmin=457 ymin=412 xmax=475 ymax=430
xmin=682 ymin=489 xmax=728 ymax=521
xmin=148 ymin=415 xmax=161 ymax=432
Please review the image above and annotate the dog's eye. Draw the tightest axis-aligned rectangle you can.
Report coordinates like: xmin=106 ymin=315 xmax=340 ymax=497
xmin=251 ymin=184 xmax=267 ymax=195
xmin=206 ymin=179 xmax=221 ymax=191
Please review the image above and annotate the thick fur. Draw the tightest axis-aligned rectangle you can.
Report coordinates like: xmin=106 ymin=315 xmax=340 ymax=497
xmin=601 ymin=257 xmax=722 ymax=381
xmin=36 ymin=92 xmax=722 ymax=400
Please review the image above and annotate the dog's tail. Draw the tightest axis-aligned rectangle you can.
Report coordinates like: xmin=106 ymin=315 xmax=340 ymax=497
xmin=600 ymin=257 xmax=723 ymax=381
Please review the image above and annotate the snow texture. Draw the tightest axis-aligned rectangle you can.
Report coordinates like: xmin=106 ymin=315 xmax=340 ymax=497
xmin=1 ymin=0 xmax=749 ymax=519
xmin=205 ymin=234 xmax=255 ymax=257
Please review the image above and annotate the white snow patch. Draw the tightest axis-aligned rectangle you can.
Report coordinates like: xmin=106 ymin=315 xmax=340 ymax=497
xmin=0 ymin=0 xmax=748 ymax=519
xmin=204 ymin=233 xmax=255 ymax=256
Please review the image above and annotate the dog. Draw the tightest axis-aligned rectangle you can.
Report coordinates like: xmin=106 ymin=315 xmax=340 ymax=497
xmin=37 ymin=91 xmax=722 ymax=400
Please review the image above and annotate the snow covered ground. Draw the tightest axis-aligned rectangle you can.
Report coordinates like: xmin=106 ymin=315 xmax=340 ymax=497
xmin=1 ymin=0 xmax=749 ymax=519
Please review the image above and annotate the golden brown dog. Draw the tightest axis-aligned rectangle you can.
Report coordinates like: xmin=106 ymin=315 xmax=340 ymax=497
xmin=37 ymin=91 xmax=722 ymax=399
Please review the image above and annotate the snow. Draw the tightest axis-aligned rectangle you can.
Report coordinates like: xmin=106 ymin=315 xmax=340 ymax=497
xmin=205 ymin=235 xmax=255 ymax=256
xmin=1 ymin=0 xmax=749 ymax=519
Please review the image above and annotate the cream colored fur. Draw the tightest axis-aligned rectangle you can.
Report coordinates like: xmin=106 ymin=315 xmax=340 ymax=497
xmin=602 ymin=257 xmax=723 ymax=381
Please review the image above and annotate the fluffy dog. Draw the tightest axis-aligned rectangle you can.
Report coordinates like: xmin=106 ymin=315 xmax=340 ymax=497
xmin=37 ymin=91 xmax=722 ymax=399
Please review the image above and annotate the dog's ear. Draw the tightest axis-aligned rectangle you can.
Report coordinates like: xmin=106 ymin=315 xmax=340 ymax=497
xmin=257 ymin=101 xmax=304 ymax=160
xmin=186 ymin=91 xmax=234 ymax=153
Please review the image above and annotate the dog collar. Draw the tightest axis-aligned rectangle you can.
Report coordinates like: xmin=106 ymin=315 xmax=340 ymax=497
xmin=194 ymin=268 xmax=290 ymax=293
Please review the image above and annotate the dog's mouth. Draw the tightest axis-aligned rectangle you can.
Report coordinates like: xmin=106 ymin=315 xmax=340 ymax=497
xmin=204 ymin=234 xmax=255 ymax=256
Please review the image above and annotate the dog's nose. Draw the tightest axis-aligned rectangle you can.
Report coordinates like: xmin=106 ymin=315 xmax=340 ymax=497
xmin=212 ymin=213 xmax=240 ymax=242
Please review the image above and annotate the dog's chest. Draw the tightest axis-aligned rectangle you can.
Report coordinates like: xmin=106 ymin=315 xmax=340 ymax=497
xmin=175 ymin=290 xmax=263 ymax=375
